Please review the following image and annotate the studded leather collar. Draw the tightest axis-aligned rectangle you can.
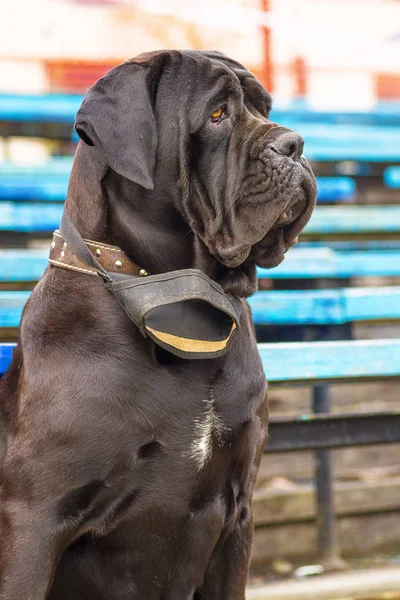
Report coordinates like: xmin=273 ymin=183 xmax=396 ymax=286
xmin=48 ymin=230 xmax=148 ymax=278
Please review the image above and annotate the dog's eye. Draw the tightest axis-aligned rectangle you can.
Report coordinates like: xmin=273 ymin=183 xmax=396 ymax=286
xmin=210 ymin=106 xmax=226 ymax=125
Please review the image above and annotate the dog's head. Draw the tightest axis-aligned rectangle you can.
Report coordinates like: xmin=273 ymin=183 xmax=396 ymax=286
xmin=75 ymin=50 xmax=317 ymax=296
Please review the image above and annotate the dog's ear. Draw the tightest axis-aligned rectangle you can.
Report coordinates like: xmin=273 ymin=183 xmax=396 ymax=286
xmin=75 ymin=59 xmax=164 ymax=190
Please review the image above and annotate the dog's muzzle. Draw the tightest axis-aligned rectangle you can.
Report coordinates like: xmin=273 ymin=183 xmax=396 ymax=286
xmin=57 ymin=214 xmax=241 ymax=360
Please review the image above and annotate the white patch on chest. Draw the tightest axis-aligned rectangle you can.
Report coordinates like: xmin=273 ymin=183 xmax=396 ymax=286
xmin=186 ymin=388 xmax=227 ymax=471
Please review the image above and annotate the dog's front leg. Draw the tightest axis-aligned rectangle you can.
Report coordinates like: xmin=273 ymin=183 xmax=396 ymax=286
xmin=0 ymin=449 xmax=75 ymax=600
xmin=197 ymin=513 xmax=254 ymax=600
xmin=0 ymin=498 xmax=65 ymax=600
xmin=199 ymin=405 xmax=268 ymax=600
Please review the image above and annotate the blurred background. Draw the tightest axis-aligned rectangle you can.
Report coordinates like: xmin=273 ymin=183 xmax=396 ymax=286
xmin=1 ymin=0 xmax=400 ymax=590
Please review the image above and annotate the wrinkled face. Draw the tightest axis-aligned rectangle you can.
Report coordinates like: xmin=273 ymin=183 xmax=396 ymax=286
xmin=175 ymin=52 xmax=317 ymax=275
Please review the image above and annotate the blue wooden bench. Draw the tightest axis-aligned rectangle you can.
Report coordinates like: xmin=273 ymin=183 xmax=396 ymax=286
xmin=280 ymin=123 xmax=400 ymax=162
xmin=384 ymin=166 xmax=400 ymax=189
xmin=2 ymin=338 xmax=400 ymax=384
xmin=1 ymin=93 xmax=400 ymax=162
xmin=1 ymin=245 xmax=400 ymax=283
xmin=0 ymin=160 xmax=355 ymax=203
xmin=2 ymin=286 xmax=400 ymax=329
xmin=2 ymin=205 xmax=400 ymax=236
xmin=1 ymin=94 xmax=399 ymax=124
xmin=2 ymin=93 xmax=400 ymax=126
xmin=0 ymin=159 xmax=72 ymax=201
xmin=0 ymin=94 xmax=82 ymax=123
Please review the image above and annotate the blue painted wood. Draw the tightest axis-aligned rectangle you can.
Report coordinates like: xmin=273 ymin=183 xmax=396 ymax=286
xmin=2 ymin=204 xmax=399 ymax=235
xmin=258 ymin=248 xmax=400 ymax=279
xmin=2 ymin=93 xmax=400 ymax=126
xmin=2 ymin=339 xmax=400 ymax=381
xmin=384 ymin=166 xmax=400 ymax=189
xmin=258 ymin=339 xmax=400 ymax=383
xmin=299 ymin=241 xmax=400 ymax=251
xmin=250 ymin=287 xmax=400 ymax=325
xmin=0 ymin=179 xmax=68 ymax=202
xmin=0 ymin=344 xmax=15 ymax=375
xmin=0 ymin=250 xmax=48 ymax=281
xmin=0 ymin=158 xmax=72 ymax=201
xmin=344 ymin=287 xmax=400 ymax=321
xmin=250 ymin=289 xmax=343 ymax=325
xmin=316 ymin=177 xmax=355 ymax=203
xmin=272 ymin=103 xmax=400 ymax=127
xmin=3 ymin=286 xmax=400 ymax=328
xmin=0 ymin=203 xmax=62 ymax=231
xmin=305 ymin=206 xmax=400 ymax=234
xmin=0 ymin=158 xmax=73 ymax=175
xmin=0 ymin=94 xmax=81 ymax=123
xmin=1 ymin=247 xmax=400 ymax=282
xmin=306 ymin=145 xmax=400 ymax=162
xmin=294 ymin=123 xmax=400 ymax=144
xmin=0 ymin=159 xmax=350 ymax=203
xmin=276 ymin=120 xmax=400 ymax=161
xmin=0 ymin=292 xmax=30 ymax=327
xmin=1 ymin=93 xmax=400 ymax=160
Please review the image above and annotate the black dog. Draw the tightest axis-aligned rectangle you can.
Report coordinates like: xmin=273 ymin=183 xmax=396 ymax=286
xmin=0 ymin=50 xmax=316 ymax=599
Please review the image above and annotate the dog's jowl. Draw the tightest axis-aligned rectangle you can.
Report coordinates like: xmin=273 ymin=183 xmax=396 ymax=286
xmin=0 ymin=50 xmax=316 ymax=599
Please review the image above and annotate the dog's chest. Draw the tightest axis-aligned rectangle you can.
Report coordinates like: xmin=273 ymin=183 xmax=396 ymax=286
xmin=185 ymin=387 xmax=226 ymax=471
xmin=174 ymin=362 xmax=266 ymax=473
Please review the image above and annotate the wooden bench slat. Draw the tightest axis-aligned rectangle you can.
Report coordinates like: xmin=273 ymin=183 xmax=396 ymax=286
xmin=0 ymin=203 xmax=63 ymax=232
xmin=273 ymin=104 xmax=400 ymax=127
xmin=315 ymin=177 xmax=355 ymax=202
xmin=0 ymin=344 xmax=15 ymax=375
xmin=1 ymin=205 xmax=399 ymax=235
xmin=4 ymin=287 xmax=400 ymax=328
xmin=1 ymin=247 xmax=400 ymax=281
xmin=0 ymin=291 xmax=30 ymax=327
xmin=384 ymin=166 xmax=400 ymax=189
xmin=250 ymin=286 xmax=400 ymax=325
xmin=259 ymin=339 xmax=400 ymax=383
xmin=0 ymin=161 xmax=352 ymax=204
xmin=0 ymin=250 xmax=47 ymax=281
xmin=258 ymin=248 xmax=400 ymax=278
xmin=2 ymin=340 xmax=400 ymax=381
xmin=305 ymin=206 xmax=400 ymax=234
xmin=299 ymin=240 xmax=400 ymax=250
xmin=0 ymin=94 xmax=81 ymax=123
xmin=2 ymin=93 xmax=400 ymax=125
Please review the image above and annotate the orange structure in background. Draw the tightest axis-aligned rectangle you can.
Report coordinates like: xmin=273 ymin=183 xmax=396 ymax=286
xmin=260 ymin=0 xmax=273 ymax=93
xmin=12 ymin=1 xmax=399 ymax=103
xmin=376 ymin=73 xmax=400 ymax=100
xmin=292 ymin=56 xmax=308 ymax=98
xmin=45 ymin=59 xmax=119 ymax=92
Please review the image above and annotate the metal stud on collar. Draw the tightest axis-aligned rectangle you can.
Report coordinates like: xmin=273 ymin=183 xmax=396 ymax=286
xmin=139 ymin=268 xmax=148 ymax=277
xmin=115 ymin=260 xmax=123 ymax=269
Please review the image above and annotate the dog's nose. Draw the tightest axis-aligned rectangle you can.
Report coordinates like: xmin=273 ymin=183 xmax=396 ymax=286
xmin=271 ymin=132 xmax=304 ymax=160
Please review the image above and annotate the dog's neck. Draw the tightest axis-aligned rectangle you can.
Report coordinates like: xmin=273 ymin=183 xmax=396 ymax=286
xmin=64 ymin=145 xmax=109 ymax=242
xmin=64 ymin=145 xmax=215 ymax=278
